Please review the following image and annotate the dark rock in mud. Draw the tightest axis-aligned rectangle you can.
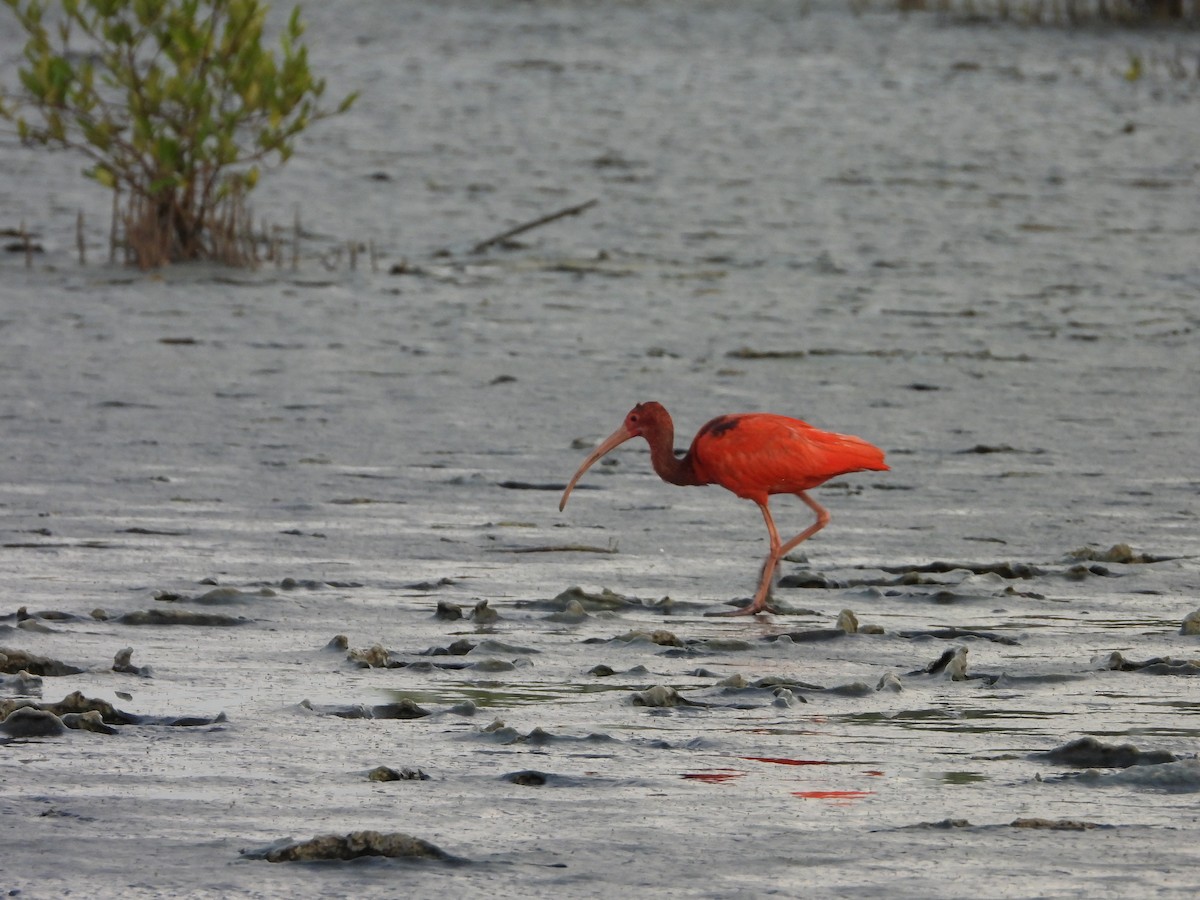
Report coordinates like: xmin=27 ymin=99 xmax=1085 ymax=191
xmin=910 ymin=646 xmax=970 ymax=680
xmin=1181 ymin=609 xmax=1200 ymax=636
xmin=322 ymin=698 xmax=431 ymax=720
xmin=0 ymin=670 xmax=42 ymax=696
xmin=371 ymin=699 xmax=432 ymax=719
xmin=116 ymin=608 xmax=249 ymax=626
xmin=0 ymin=647 xmax=85 ymax=677
xmin=422 ymin=638 xmax=476 ymax=657
xmin=876 ymin=673 xmax=904 ymax=692
xmin=1038 ymin=736 xmax=1176 ymax=768
xmin=252 ymin=830 xmax=454 ymax=863
xmin=777 ymin=571 xmax=841 ymax=589
xmin=1065 ymin=543 xmax=1172 ymax=565
xmin=880 ymin=561 xmax=1044 ymax=580
xmin=770 ymin=627 xmax=848 ymax=643
xmin=472 ymin=599 xmax=499 ymax=623
xmin=435 ymin=599 xmax=463 ymax=620
xmin=347 ymin=643 xmax=403 ymax=668
xmin=545 ymin=597 xmax=589 ymax=623
xmin=897 ymin=627 xmax=1020 ymax=646
xmin=154 ymin=586 xmax=276 ymax=605
xmin=612 ymin=629 xmax=683 ymax=647
xmin=367 ymin=765 xmax=430 ymax=782
xmin=112 ymin=647 xmax=152 ymax=676
xmin=504 ymin=770 xmax=550 ymax=786
xmin=407 ymin=577 xmax=457 ymax=591
xmin=195 ymin=587 xmax=277 ymax=605
xmin=589 ymin=664 xmax=616 ymax=676
xmin=60 ymin=710 xmax=119 ymax=735
xmin=552 ymin=585 xmax=640 ymax=611
xmin=632 ymin=685 xmax=701 ymax=707
xmin=1 ymin=706 xmax=65 ymax=737
xmin=2 ymin=691 xmax=225 ymax=728
xmin=1063 ymin=563 xmax=1116 ymax=581
xmin=903 ymin=818 xmax=973 ymax=830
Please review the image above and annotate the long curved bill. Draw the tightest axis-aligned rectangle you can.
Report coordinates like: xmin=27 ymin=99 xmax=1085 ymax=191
xmin=559 ymin=424 xmax=635 ymax=511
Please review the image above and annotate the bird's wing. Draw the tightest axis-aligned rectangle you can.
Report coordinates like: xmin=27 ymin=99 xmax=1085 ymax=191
xmin=690 ymin=414 xmax=886 ymax=501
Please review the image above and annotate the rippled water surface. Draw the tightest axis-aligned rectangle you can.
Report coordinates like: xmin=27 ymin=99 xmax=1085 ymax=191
xmin=2 ymin=1 xmax=1199 ymax=897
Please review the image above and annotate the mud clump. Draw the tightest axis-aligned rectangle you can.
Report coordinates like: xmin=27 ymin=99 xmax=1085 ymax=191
xmin=0 ymin=647 xmax=85 ymax=677
xmin=1104 ymin=652 xmax=1200 ymax=676
xmin=1010 ymin=818 xmax=1108 ymax=831
xmin=347 ymin=643 xmax=401 ymax=668
xmin=1038 ymin=736 xmax=1176 ymax=768
xmin=367 ymin=765 xmax=430 ymax=782
xmin=504 ymin=770 xmax=550 ymax=786
xmin=112 ymin=647 xmax=152 ymax=676
xmin=632 ymin=685 xmax=700 ymax=707
xmin=1181 ymin=609 xmax=1200 ymax=636
xmin=1 ymin=706 xmax=66 ymax=737
xmin=116 ymin=609 xmax=249 ymax=626
xmin=256 ymin=830 xmax=453 ymax=862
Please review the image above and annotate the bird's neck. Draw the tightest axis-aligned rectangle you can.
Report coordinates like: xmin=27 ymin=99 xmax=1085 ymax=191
xmin=645 ymin=425 xmax=703 ymax=487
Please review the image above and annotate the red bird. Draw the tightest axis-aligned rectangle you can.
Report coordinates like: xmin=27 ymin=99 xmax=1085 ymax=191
xmin=559 ymin=401 xmax=888 ymax=616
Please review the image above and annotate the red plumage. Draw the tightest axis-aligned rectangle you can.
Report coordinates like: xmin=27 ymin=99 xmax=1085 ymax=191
xmin=559 ymin=401 xmax=888 ymax=616
xmin=688 ymin=413 xmax=888 ymax=502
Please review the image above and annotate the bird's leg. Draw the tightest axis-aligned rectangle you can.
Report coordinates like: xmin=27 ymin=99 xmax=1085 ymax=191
xmin=706 ymin=500 xmax=783 ymax=617
xmin=706 ymin=492 xmax=830 ymax=617
xmin=776 ymin=491 xmax=830 ymax=559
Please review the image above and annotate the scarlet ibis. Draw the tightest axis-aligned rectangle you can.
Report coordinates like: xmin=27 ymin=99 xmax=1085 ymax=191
xmin=559 ymin=401 xmax=888 ymax=616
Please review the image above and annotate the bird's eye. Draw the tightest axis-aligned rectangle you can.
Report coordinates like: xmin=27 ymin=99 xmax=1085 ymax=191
xmin=629 ymin=414 xmax=639 ymax=423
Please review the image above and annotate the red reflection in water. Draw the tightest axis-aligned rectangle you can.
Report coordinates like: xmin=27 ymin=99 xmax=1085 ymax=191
xmin=742 ymin=756 xmax=828 ymax=767
xmin=791 ymin=790 xmax=874 ymax=801
xmin=863 ymin=770 xmax=885 ymax=777
xmin=681 ymin=770 xmax=745 ymax=784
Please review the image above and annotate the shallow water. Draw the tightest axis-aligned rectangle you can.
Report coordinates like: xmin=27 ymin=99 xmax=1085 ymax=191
xmin=2 ymin=1 xmax=1200 ymax=897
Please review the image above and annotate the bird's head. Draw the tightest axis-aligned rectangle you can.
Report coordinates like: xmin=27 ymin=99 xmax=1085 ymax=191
xmin=559 ymin=401 xmax=666 ymax=511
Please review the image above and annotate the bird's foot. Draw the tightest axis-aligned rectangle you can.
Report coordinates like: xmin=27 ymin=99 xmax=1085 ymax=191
xmin=704 ymin=598 xmax=779 ymax=617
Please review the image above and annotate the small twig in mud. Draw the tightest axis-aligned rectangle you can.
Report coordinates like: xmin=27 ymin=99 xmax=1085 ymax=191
xmin=291 ymin=206 xmax=300 ymax=272
xmin=77 ymin=210 xmax=86 ymax=265
xmin=500 ymin=541 xmax=619 ymax=554
xmin=109 ymin=189 xmax=119 ymax=264
xmin=471 ymin=198 xmax=598 ymax=254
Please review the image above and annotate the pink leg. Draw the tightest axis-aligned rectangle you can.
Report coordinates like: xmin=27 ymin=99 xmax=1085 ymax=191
xmin=707 ymin=491 xmax=830 ymax=617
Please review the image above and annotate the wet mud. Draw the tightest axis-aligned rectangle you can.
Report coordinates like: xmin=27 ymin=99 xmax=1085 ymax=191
xmin=3 ymin=0 xmax=1200 ymax=897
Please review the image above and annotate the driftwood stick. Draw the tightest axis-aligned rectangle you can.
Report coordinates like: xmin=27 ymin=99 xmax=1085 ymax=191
xmin=471 ymin=198 xmax=598 ymax=254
